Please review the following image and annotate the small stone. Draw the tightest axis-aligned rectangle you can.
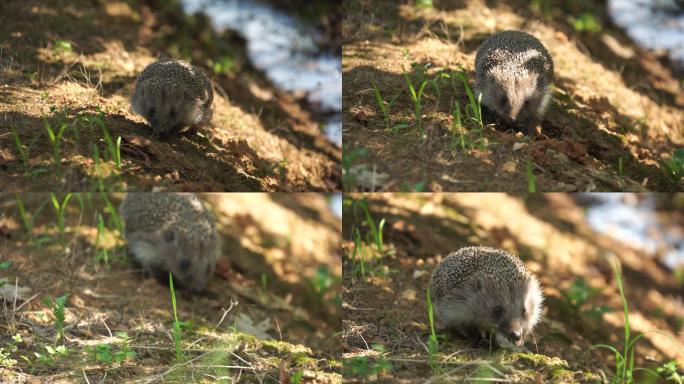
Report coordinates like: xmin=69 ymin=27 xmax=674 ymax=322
xmin=513 ymin=142 xmax=528 ymax=151
xmin=413 ymin=270 xmax=427 ymax=279
xmin=400 ymin=289 xmax=417 ymax=301
xmin=501 ymin=161 xmax=517 ymax=173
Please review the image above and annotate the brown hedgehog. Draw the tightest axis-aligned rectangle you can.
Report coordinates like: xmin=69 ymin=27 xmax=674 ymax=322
xmin=120 ymin=193 xmax=220 ymax=293
xmin=475 ymin=30 xmax=554 ymax=135
xmin=430 ymin=246 xmax=544 ymax=347
xmin=131 ymin=58 xmax=213 ymax=137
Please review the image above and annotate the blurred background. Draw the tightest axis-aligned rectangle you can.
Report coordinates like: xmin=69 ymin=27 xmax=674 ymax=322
xmin=181 ymin=0 xmax=342 ymax=146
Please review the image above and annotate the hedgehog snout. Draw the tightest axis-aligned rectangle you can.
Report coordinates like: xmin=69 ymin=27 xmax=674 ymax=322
xmin=507 ymin=329 xmax=523 ymax=344
xmin=508 ymin=104 xmax=521 ymax=122
xmin=501 ymin=317 xmax=526 ymax=345
xmin=507 ymin=96 xmax=531 ymax=123
xmin=498 ymin=324 xmax=525 ymax=347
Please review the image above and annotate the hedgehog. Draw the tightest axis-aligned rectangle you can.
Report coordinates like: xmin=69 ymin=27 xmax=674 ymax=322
xmin=474 ymin=30 xmax=554 ymax=135
xmin=429 ymin=246 xmax=544 ymax=347
xmin=131 ymin=58 xmax=214 ymax=137
xmin=119 ymin=193 xmax=221 ymax=293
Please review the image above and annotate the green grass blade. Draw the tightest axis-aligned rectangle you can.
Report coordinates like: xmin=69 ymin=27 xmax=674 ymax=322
xmin=371 ymin=80 xmax=390 ymax=128
xmin=169 ymin=273 xmax=183 ymax=361
xmin=378 ymin=218 xmax=385 ymax=253
xmin=426 ymin=286 xmax=436 ymax=338
xmin=360 ymin=200 xmax=382 ymax=252
xmin=526 ymin=161 xmax=537 ymax=193
xmin=10 ymin=128 xmax=29 ymax=173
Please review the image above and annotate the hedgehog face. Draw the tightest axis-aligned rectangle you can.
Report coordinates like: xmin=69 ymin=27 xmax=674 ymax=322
xmin=467 ymin=274 xmax=543 ymax=346
xmin=122 ymin=194 xmax=219 ymax=294
xmin=479 ymin=75 xmax=511 ymax=120
xmin=481 ymin=70 xmax=547 ymax=130
xmin=132 ymin=82 xmax=197 ymax=137
xmin=159 ymin=229 xmax=217 ymax=293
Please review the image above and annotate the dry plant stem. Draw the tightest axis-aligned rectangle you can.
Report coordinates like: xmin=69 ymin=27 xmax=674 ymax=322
xmin=212 ymin=299 xmax=238 ymax=333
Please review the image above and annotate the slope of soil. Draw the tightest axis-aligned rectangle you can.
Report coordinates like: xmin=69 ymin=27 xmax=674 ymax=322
xmin=342 ymin=0 xmax=684 ymax=192
xmin=0 ymin=193 xmax=341 ymax=383
xmin=0 ymin=0 xmax=341 ymax=192
xmin=342 ymin=193 xmax=684 ymax=383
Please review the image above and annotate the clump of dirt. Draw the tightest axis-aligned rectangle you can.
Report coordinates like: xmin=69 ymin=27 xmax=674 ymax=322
xmin=342 ymin=0 xmax=683 ymax=192
xmin=0 ymin=193 xmax=341 ymax=382
xmin=342 ymin=193 xmax=684 ymax=382
xmin=0 ymin=0 xmax=341 ymax=191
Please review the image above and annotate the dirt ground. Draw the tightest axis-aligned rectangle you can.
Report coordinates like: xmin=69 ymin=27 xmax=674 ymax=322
xmin=342 ymin=193 xmax=684 ymax=383
xmin=342 ymin=0 xmax=684 ymax=192
xmin=0 ymin=0 xmax=341 ymax=192
xmin=0 ymin=193 xmax=341 ymax=383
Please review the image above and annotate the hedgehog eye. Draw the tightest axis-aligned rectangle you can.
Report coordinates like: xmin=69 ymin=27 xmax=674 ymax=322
xmin=169 ymin=108 xmax=176 ymax=118
xmin=163 ymin=230 xmax=175 ymax=243
xmin=499 ymin=95 xmax=507 ymax=106
xmin=179 ymin=258 xmax=191 ymax=271
xmin=492 ymin=305 xmax=503 ymax=319
xmin=148 ymin=107 xmax=156 ymax=117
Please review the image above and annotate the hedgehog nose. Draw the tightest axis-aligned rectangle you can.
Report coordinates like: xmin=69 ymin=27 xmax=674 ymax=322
xmin=509 ymin=330 xmax=522 ymax=342
xmin=509 ymin=106 xmax=522 ymax=122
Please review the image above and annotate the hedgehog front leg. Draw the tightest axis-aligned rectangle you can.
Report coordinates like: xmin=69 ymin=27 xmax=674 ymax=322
xmin=523 ymin=117 xmax=541 ymax=136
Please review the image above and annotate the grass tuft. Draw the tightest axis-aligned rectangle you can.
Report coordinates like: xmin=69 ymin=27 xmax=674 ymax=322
xmin=372 ymin=80 xmax=391 ymax=129
xmin=442 ymin=71 xmax=486 ymax=152
xmin=10 ymin=128 xmax=30 ymax=174
xmin=589 ymin=259 xmax=684 ymax=383
xmin=44 ymin=295 xmax=68 ymax=342
xmin=49 ymin=193 xmax=74 ymax=248
xmin=169 ymin=273 xmax=184 ymax=361
xmin=356 ymin=199 xmax=384 ymax=253
xmin=44 ymin=118 xmax=69 ymax=175
xmin=403 ymin=72 xmax=429 ymax=138
xmin=426 ymin=286 xmax=439 ymax=372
